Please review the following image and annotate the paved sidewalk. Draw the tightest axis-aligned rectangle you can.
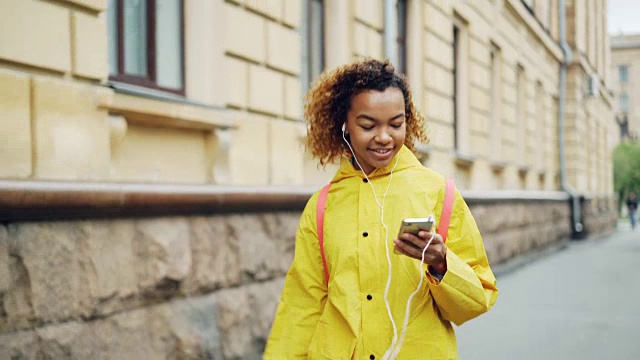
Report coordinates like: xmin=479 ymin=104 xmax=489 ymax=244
xmin=456 ymin=223 xmax=640 ymax=360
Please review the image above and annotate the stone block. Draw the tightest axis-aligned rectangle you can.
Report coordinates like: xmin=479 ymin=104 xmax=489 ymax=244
xmin=267 ymin=22 xmax=301 ymax=75
xmin=36 ymin=321 xmax=105 ymax=359
xmin=134 ymin=218 xmax=192 ymax=293
xmin=354 ymin=22 xmax=369 ymax=57
xmin=355 ymin=0 xmax=383 ymax=30
xmin=95 ymin=307 xmax=162 ymax=359
xmin=110 ymin=124 xmax=210 ymax=184
xmin=62 ymin=0 xmax=107 ymax=11
xmin=226 ymin=56 xmax=249 ymax=108
xmin=229 ymin=215 xmax=283 ymax=281
xmin=183 ymin=216 xmax=241 ymax=293
xmin=367 ymin=25 xmax=384 ymax=59
xmin=270 ymin=120 xmax=305 ymax=185
xmin=11 ymin=222 xmax=93 ymax=324
xmin=85 ymin=220 xmax=138 ymax=315
xmin=248 ymin=65 xmax=285 ymax=116
xmin=1 ymin=255 xmax=36 ymax=332
xmin=425 ymin=120 xmax=454 ymax=150
xmin=215 ymin=279 xmax=284 ymax=359
xmin=303 ymin=149 xmax=338 ymax=186
xmin=425 ymin=2 xmax=453 ymax=42
xmin=229 ymin=112 xmax=270 ymax=185
xmin=424 ymin=31 xmax=453 ymax=70
xmin=423 ymin=90 xmax=453 ymax=124
xmin=423 ymin=61 xmax=453 ymax=97
xmin=163 ymin=293 xmax=223 ymax=358
xmin=32 ymin=78 xmax=110 ymax=180
xmin=184 ymin=0 xmax=226 ymax=107
xmin=246 ymin=0 xmax=282 ymax=20
xmin=283 ymin=0 xmax=300 ymax=27
xmin=353 ymin=23 xmax=384 ymax=59
xmin=261 ymin=213 xmax=300 ymax=273
xmin=469 ymin=85 xmax=491 ymax=116
xmin=469 ymin=60 xmax=490 ymax=92
xmin=0 ymin=330 xmax=37 ymax=360
xmin=225 ymin=4 xmax=266 ymax=62
xmin=284 ymin=76 xmax=302 ymax=120
xmin=0 ymin=69 xmax=32 ymax=178
xmin=72 ymin=10 xmax=108 ymax=79
xmin=0 ymin=225 xmax=8 ymax=293
xmin=0 ymin=0 xmax=71 ymax=72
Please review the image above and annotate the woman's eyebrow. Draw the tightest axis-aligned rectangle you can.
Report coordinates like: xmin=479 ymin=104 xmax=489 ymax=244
xmin=356 ymin=113 xmax=405 ymax=122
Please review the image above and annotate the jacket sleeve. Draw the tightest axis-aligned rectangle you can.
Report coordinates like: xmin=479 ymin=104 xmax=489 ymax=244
xmin=426 ymin=189 xmax=499 ymax=326
xmin=264 ymin=193 xmax=328 ymax=359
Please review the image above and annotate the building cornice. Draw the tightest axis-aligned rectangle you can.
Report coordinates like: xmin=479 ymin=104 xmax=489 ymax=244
xmin=0 ymin=180 xmax=571 ymax=222
xmin=0 ymin=180 xmax=317 ymax=222
xmin=504 ymin=0 xmax=564 ymax=62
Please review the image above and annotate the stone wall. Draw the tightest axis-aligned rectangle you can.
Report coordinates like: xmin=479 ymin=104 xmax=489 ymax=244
xmin=0 ymin=197 xmax=618 ymax=359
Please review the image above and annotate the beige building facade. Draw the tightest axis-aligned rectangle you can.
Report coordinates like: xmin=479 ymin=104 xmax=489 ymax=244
xmin=611 ymin=34 xmax=640 ymax=141
xmin=0 ymin=0 xmax=615 ymax=196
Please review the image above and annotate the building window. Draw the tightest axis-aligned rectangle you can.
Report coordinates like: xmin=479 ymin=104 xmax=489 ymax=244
xmin=308 ymin=0 xmax=325 ymax=84
xmin=453 ymin=25 xmax=460 ymax=151
xmin=535 ymin=81 xmax=544 ymax=169
xmin=620 ymin=94 xmax=629 ymax=112
xmin=516 ymin=64 xmax=525 ymax=164
xmin=490 ymin=43 xmax=502 ymax=160
xmin=453 ymin=16 xmax=471 ymax=156
xmin=107 ymin=0 xmax=185 ymax=95
xmin=619 ymin=65 xmax=628 ymax=83
xmin=396 ymin=0 xmax=407 ymax=74
xmin=453 ymin=16 xmax=469 ymax=155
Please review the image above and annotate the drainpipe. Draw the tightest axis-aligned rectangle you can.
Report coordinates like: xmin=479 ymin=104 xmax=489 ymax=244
xmin=300 ymin=0 xmax=310 ymax=97
xmin=558 ymin=0 xmax=585 ymax=238
xmin=384 ymin=0 xmax=398 ymax=65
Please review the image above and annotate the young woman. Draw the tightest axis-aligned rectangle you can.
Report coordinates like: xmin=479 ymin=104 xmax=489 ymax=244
xmin=265 ymin=58 xmax=498 ymax=359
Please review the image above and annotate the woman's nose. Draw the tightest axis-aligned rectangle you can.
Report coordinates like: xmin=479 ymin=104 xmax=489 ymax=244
xmin=376 ymin=129 xmax=392 ymax=143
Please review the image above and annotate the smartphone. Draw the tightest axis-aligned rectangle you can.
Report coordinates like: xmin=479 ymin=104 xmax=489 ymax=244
xmin=395 ymin=215 xmax=435 ymax=254
xmin=398 ymin=215 xmax=435 ymax=238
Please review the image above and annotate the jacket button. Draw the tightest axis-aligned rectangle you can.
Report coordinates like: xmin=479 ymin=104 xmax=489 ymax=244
xmin=362 ymin=232 xmax=368 ymax=237
xmin=363 ymin=178 xmax=369 ymax=183
xmin=370 ymin=355 xmax=375 ymax=360
xmin=367 ymin=294 xmax=372 ymax=300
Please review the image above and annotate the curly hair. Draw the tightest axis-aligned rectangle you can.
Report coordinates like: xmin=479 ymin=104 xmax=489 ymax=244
xmin=304 ymin=58 xmax=428 ymax=166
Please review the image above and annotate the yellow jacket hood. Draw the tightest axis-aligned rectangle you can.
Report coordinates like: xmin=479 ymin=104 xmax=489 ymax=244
xmin=332 ymin=145 xmax=420 ymax=183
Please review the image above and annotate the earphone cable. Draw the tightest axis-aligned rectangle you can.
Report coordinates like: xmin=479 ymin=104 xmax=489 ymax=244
xmin=342 ymin=129 xmax=401 ymax=352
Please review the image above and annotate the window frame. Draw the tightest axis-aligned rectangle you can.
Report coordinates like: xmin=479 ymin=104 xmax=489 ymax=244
xmin=620 ymin=93 xmax=629 ymax=112
xmin=453 ymin=25 xmax=460 ymax=151
xmin=489 ymin=42 xmax=502 ymax=161
xmin=109 ymin=0 xmax=186 ymax=96
xmin=619 ymin=65 xmax=629 ymax=83
xmin=307 ymin=0 xmax=325 ymax=85
xmin=396 ymin=0 xmax=407 ymax=75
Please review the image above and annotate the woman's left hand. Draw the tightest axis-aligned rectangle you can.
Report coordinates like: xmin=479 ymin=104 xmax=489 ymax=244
xmin=394 ymin=231 xmax=447 ymax=274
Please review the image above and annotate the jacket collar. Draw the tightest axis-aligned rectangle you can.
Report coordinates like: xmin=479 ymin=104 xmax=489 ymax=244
xmin=331 ymin=145 xmax=421 ymax=183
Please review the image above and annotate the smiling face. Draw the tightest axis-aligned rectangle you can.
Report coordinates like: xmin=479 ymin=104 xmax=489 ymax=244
xmin=344 ymin=87 xmax=407 ymax=175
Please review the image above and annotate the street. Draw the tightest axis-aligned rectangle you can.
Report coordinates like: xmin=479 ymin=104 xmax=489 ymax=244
xmin=457 ymin=222 xmax=640 ymax=359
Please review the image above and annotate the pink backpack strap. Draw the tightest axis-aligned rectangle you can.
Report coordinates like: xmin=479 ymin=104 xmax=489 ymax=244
xmin=316 ymin=184 xmax=331 ymax=285
xmin=438 ymin=179 xmax=455 ymax=243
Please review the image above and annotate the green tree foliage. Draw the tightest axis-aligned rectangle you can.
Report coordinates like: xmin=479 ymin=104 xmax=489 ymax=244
xmin=613 ymin=142 xmax=640 ymax=197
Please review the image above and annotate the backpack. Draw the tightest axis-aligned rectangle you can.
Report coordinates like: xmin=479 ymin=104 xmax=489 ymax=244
xmin=315 ymin=179 xmax=455 ymax=284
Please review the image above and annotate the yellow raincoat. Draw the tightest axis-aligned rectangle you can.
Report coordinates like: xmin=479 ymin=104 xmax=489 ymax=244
xmin=265 ymin=146 xmax=498 ymax=359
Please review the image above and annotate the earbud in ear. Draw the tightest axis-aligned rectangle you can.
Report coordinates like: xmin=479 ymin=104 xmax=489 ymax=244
xmin=341 ymin=123 xmax=346 ymax=133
